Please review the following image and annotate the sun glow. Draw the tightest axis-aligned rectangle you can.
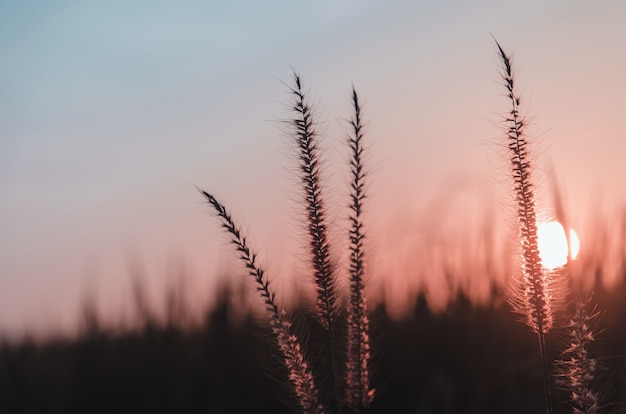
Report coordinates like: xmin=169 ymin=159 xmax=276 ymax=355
xmin=537 ymin=221 xmax=580 ymax=269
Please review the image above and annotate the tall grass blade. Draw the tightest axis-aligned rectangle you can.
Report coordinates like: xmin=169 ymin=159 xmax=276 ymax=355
xmin=287 ymin=72 xmax=343 ymax=412
xmin=344 ymin=87 xmax=374 ymax=410
xmin=199 ymin=188 xmax=324 ymax=414
xmin=288 ymin=72 xmax=339 ymax=331
xmin=558 ymin=298 xmax=600 ymax=414
xmin=494 ymin=39 xmax=555 ymax=414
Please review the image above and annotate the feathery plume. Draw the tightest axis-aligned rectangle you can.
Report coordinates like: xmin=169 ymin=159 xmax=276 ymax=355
xmin=288 ymin=72 xmax=339 ymax=331
xmin=199 ymin=189 xmax=324 ymax=414
xmin=494 ymin=39 xmax=556 ymax=414
xmin=558 ymin=298 xmax=600 ymax=414
xmin=344 ymin=87 xmax=374 ymax=410
xmin=287 ymin=71 xmax=345 ymax=413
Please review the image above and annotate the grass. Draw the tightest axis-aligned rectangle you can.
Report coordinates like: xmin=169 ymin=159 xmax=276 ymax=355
xmin=494 ymin=40 xmax=606 ymax=414
xmin=199 ymin=189 xmax=323 ymax=413
xmin=287 ymin=73 xmax=341 ymax=413
xmin=494 ymin=40 xmax=558 ymax=414
xmin=345 ymin=87 xmax=374 ymax=410
xmin=195 ymin=41 xmax=613 ymax=413
xmin=557 ymin=297 xmax=601 ymax=414
xmin=199 ymin=72 xmax=375 ymax=413
xmin=1 ymin=40 xmax=622 ymax=414
xmin=3 ymin=279 xmax=626 ymax=413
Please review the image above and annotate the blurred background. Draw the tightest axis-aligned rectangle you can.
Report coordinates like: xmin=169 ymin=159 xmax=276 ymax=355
xmin=1 ymin=1 xmax=626 ymax=412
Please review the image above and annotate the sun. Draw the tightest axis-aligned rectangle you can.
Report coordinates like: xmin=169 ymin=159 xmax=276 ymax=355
xmin=537 ymin=221 xmax=580 ymax=269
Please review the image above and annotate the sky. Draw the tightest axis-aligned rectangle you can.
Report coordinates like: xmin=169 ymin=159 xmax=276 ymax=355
xmin=2 ymin=1 xmax=626 ymax=337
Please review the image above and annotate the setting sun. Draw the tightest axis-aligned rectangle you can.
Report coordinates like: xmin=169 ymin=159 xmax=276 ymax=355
xmin=537 ymin=221 xmax=580 ymax=269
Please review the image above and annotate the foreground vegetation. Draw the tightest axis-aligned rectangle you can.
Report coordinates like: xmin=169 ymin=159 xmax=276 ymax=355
xmin=0 ymin=276 xmax=624 ymax=414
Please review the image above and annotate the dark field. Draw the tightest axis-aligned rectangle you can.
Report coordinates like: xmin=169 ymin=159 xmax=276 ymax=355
xmin=1 ymin=274 xmax=624 ymax=414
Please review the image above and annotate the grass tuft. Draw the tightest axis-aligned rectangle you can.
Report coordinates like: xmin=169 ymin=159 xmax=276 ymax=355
xmin=199 ymin=73 xmax=380 ymax=413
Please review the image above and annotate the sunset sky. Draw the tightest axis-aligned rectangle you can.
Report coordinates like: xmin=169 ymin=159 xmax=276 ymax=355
xmin=2 ymin=1 xmax=626 ymax=336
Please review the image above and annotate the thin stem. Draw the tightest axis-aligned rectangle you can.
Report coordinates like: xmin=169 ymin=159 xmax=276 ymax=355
xmin=538 ymin=330 xmax=553 ymax=414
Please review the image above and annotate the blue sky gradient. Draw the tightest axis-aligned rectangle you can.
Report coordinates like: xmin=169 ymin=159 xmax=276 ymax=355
xmin=1 ymin=1 xmax=625 ymax=335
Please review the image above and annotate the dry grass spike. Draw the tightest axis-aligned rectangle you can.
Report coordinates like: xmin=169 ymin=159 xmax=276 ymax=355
xmin=344 ymin=86 xmax=374 ymax=410
xmin=199 ymin=188 xmax=324 ymax=414
xmin=287 ymin=72 xmax=343 ymax=412
xmin=558 ymin=297 xmax=601 ymax=414
xmin=494 ymin=38 xmax=559 ymax=414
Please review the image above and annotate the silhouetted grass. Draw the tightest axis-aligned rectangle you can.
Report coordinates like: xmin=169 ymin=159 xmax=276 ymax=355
xmin=1 ymin=277 xmax=625 ymax=413
xmin=494 ymin=40 xmax=557 ymax=414
xmin=3 ymin=41 xmax=625 ymax=414
xmin=492 ymin=39 xmax=613 ymax=414
xmin=198 ymin=72 xmax=378 ymax=413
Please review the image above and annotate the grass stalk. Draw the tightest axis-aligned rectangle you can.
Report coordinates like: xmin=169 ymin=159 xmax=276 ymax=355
xmin=287 ymin=72 xmax=342 ymax=412
xmin=199 ymin=189 xmax=324 ymax=414
xmin=558 ymin=298 xmax=600 ymax=414
xmin=344 ymin=87 xmax=374 ymax=410
xmin=494 ymin=39 xmax=555 ymax=414
xmin=288 ymin=72 xmax=339 ymax=332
